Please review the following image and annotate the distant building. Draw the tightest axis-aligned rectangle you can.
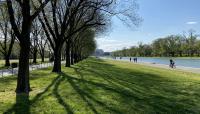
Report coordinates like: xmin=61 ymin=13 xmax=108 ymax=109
xmin=93 ymin=49 xmax=104 ymax=56
xmin=103 ymin=52 xmax=111 ymax=56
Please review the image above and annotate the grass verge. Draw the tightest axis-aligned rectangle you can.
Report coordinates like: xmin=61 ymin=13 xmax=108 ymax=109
xmin=0 ymin=58 xmax=200 ymax=114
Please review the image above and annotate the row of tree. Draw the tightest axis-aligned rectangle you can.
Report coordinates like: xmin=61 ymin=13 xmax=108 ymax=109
xmin=0 ymin=0 xmax=140 ymax=94
xmin=0 ymin=7 xmax=49 ymax=65
xmin=112 ymin=30 xmax=200 ymax=57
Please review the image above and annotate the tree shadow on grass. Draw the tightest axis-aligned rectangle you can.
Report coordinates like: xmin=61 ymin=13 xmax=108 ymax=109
xmin=3 ymin=58 xmax=200 ymax=113
xmin=30 ymin=73 xmax=74 ymax=114
xmin=61 ymin=72 xmax=122 ymax=114
xmin=69 ymin=58 xmax=200 ymax=113
xmin=3 ymin=74 xmax=62 ymax=114
xmin=4 ymin=94 xmax=30 ymax=114
xmin=30 ymin=75 xmax=61 ymax=104
xmin=52 ymin=75 xmax=74 ymax=114
xmin=4 ymin=72 xmax=75 ymax=114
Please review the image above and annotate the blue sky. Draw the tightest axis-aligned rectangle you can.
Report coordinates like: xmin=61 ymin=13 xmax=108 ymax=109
xmin=97 ymin=0 xmax=200 ymax=52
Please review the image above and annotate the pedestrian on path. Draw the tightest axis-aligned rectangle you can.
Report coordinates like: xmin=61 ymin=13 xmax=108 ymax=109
xmin=169 ymin=59 xmax=176 ymax=68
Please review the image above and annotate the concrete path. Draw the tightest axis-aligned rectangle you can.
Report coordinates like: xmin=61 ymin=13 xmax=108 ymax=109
xmin=137 ymin=62 xmax=200 ymax=74
xmin=0 ymin=61 xmax=65 ymax=77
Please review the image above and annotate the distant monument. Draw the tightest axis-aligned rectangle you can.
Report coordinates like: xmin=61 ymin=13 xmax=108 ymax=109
xmin=93 ymin=49 xmax=111 ymax=57
xmin=94 ymin=49 xmax=104 ymax=56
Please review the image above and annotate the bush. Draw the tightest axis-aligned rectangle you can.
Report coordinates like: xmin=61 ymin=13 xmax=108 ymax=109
xmin=11 ymin=63 xmax=18 ymax=68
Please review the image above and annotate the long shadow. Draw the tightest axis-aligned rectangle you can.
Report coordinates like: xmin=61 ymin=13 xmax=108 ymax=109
xmin=70 ymin=58 xmax=200 ymax=113
xmin=30 ymin=75 xmax=61 ymax=104
xmin=30 ymin=73 xmax=74 ymax=114
xmin=53 ymin=75 xmax=74 ymax=114
xmin=4 ymin=72 xmax=75 ymax=114
xmin=63 ymin=73 xmax=122 ymax=114
xmin=3 ymin=58 xmax=200 ymax=113
xmin=66 ymin=74 xmax=99 ymax=114
xmin=76 ymin=59 xmax=186 ymax=94
xmin=73 ymin=66 xmax=84 ymax=80
xmin=73 ymin=63 xmax=158 ymax=99
xmin=72 ymin=65 xmax=142 ymax=94
xmin=64 ymin=73 xmax=142 ymax=101
xmin=4 ymin=94 xmax=30 ymax=114
xmin=4 ymin=74 xmax=60 ymax=114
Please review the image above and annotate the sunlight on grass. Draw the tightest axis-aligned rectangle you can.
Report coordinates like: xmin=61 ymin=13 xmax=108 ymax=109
xmin=0 ymin=58 xmax=200 ymax=113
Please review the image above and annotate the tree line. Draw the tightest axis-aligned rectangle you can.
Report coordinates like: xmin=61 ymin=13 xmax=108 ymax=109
xmin=112 ymin=30 xmax=200 ymax=57
xmin=0 ymin=0 xmax=140 ymax=95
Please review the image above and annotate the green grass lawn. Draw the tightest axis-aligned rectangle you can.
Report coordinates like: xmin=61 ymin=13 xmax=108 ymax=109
xmin=1 ymin=58 xmax=200 ymax=114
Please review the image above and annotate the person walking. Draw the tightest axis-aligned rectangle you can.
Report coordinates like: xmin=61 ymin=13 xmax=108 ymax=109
xmin=169 ymin=59 xmax=176 ymax=68
xmin=130 ymin=57 xmax=132 ymax=62
xmin=133 ymin=58 xmax=137 ymax=63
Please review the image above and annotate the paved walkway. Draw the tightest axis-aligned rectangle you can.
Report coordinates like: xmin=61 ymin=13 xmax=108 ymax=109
xmin=0 ymin=61 xmax=65 ymax=77
xmin=137 ymin=62 xmax=200 ymax=74
xmin=102 ymin=57 xmax=200 ymax=74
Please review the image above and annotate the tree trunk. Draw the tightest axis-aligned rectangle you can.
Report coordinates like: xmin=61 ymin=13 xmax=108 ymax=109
xmin=74 ymin=47 xmax=78 ymax=63
xmin=5 ymin=55 xmax=10 ymax=67
xmin=74 ymin=53 xmax=77 ymax=63
xmin=40 ymin=48 xmax=45 ymax=62
xmin=4 ymin=32 xmax=15 ymax=67
xmin=32 ymin=48 xmax=37 ymax=64
xmin=71 ymin=48 xmax=74 ymax=65
xmin=171 ymin=52 xmax=175 ymax=57
xmin=179 ymin=51 xmax=182 ymax=57
xmin=191 ymin=52 xmax=194 ymax=57
xmin=77 ymin=54 xmax=80 ymax=62
xmin=65 ymin=42 xmax=71 ymax=67
xmin=16 ymin=42 xmax=30 ymax=94
xmin=79 ymin=54 xmax=82 ymax=61
xmin=62 ymin=53 xmax=65 ymax=61
xmin=41 ymin=55 xmax=45 ymax=62
xmin=52 ymin=47 xmax=61 ymax=72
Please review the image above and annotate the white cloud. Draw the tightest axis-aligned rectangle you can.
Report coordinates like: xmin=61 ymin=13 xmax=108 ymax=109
xmin=96 ymin=38 xmax=136 ymax=52
xmin=186 ymin=21 xmax=198 ymax=25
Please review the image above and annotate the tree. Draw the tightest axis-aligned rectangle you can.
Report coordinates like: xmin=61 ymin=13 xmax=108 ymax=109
xmin=6 ymin=0 xmax=51 ymax=94
xmin=0 ymin=4 xmax=15 ymax=66
xmin=196 ymin=40 xmax=200 ymax=56
xmin=38 ymin=30 xmax=48 ymax=62
xmin=112 ymin=31 xmax=200 ymax=57
xmin=129 ymin=46 xmax=138 ymax=56
xmin=73 ymin=29 xmax=96 ymax=62
xmin=143 ymin=44 xmax=152 ymax=56
xmin=165 ymin=35 xmax=181 ymax=57
xmin=177 ymin=36 xmax=185 ymax=57
xmin=186 ymin=30 xmax=198 ymax=56
xmin=30 ymin=19 xmax=42 ymax=64
xmin=38 ymin=0 xmax=110 ymax=72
